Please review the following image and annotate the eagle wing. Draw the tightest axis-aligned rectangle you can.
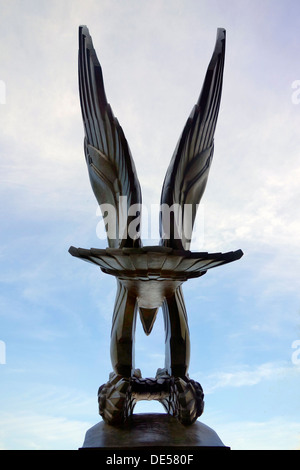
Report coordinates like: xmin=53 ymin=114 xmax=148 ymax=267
xmin=78 ymin=26 xmax=142 ymax=248
xmin=159 ymin=28 xmax=226 ymax=250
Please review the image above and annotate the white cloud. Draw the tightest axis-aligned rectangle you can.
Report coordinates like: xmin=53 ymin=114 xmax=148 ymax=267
xmin=197 ymin=361 xmax=299 ymax=393
xmin=208 ymin=417 xmax=300 ymax=450
xmin=0 ymin=382 xmax=97 ymax=450
xmin=0 ymin=411 xmax=91 ymax=450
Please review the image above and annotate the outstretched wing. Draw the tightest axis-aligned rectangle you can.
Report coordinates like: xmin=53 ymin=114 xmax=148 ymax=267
xmin=78 ymin=26 xmax=142 ymax=248
xmin=159 ymin=28 xmax=226 ymax=250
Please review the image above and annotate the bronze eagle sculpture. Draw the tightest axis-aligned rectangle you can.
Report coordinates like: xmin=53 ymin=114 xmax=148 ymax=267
xmin=69 ymin=26 xmax=243 ymax=425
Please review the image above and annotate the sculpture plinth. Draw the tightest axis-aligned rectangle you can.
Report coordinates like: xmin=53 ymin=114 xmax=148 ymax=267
xmin=81 ymin=413 xmax=229 ymax=451
xmin=70 ymin=25 xmax=243 ymax=433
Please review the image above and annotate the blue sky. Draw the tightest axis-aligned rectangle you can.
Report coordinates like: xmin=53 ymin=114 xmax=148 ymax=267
xmin=0 ymin=0 xmax=300 ymax=450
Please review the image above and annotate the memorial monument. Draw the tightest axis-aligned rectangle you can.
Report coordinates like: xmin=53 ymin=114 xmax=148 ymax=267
xmin=69 ymin=26 xmax=243 ymax=449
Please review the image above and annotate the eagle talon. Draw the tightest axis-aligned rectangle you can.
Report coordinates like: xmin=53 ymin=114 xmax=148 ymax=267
xmin=98 ymin=372 xmax=204 ymax=426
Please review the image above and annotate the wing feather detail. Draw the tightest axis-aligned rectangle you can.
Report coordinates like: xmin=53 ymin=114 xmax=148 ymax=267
xmin=160 ymin=28 xmax=226 ymax=250
xmin=78 ymin=26 xmax=142 ymax=248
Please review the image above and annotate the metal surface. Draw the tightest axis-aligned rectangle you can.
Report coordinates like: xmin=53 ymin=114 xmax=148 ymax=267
xmin=70 ymin=26 xmax=243 ymax=426
xmin=81 ymin=413 xmax=227 ymax=448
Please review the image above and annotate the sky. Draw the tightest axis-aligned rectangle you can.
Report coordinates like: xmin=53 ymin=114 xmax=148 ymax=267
xmin=0 ymin=0 xmax=300 ymax=450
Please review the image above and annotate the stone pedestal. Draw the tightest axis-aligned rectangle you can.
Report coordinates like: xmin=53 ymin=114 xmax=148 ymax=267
xmin=80 ymin=413 xmax=229 ymax=452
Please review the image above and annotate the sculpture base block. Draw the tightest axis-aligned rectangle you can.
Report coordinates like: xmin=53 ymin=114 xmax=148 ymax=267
xmin=80 ymin=413 xmax=229 ymax=453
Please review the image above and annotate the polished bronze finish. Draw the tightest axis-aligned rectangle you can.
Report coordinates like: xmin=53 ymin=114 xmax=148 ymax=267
xmin=69 ymin=26 xmax=243 ymax=425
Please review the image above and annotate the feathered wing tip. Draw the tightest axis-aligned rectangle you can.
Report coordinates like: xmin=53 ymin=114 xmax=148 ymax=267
xmin=78 ymin=26 xmax=142 ymax=248
xmin=159 ymin=28 xmax=226 ymax=250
